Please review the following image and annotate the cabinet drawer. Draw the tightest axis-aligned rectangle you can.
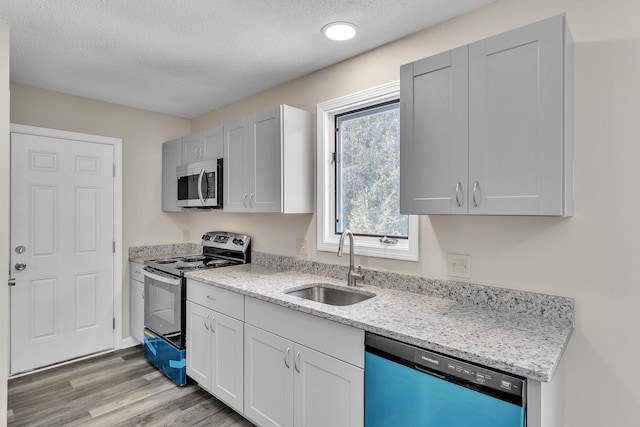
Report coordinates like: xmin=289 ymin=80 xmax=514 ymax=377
xmin=187 ymin=279 xmax=244 ymax=321
xmin=130 ymin=262 xmax=144 ymax=282
xmin=245 ymin=297 xmax=364 ymax=368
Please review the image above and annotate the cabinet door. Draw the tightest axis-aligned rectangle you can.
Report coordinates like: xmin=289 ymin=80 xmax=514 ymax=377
xmin=201 ymin=125 xmax=224 ymax=160
xmin=224 ymin=117 xmax=251 ymax=212
xmin=252 ymin=107 xmax=282 ymax=212
xmin=400 ymin=46 xmax=469 ymax=215
xmin=294 ymin=344 xmax=364 ymax=427
xmin=161 ymin=138 xmax=183 ymax=212
xmin=210 ymin=311 xmax=244 ymax=413
xmin=182 ymin=132 xmax=202 ymax=164
xmin=244 ymin=324 xmax=294 ymax=427
xmin=186 ymin=301 xmax=213 ymax=391
xmin=469 ymin=16 xmax=565 ymax=215
xmin=129 ymin=278 xmax=144 ymax=344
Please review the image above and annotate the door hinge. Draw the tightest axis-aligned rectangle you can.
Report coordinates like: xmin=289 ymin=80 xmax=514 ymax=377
xmin=332 ymin=152 xmax=340 ymax=164
xmin=113 ymin=163 xmax=116 ymax=177
xmin=113 ymin=317 xmax=116 ymax=330
xmin=113 ymin=241 xmax=116 ymax=253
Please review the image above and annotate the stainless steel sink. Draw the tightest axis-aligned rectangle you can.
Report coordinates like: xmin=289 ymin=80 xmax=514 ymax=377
xmin=285 ymin=283 xmax=375 ymax=306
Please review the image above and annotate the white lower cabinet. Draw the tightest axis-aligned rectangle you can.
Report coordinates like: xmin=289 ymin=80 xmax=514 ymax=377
xmin=294 ymin=342 xmax=363 ymax=427
xmin=186 ymin=281 xmax=245 ymax=413
xmin=244 ymin=298 xmax=364 ymax=427
xmin=186 ymin=282 xmax=364 ymax=427
xmin=129 ymin=262 xmax=144 ymax=343
xmin=244 ymin=324 xmax=294 ymax=427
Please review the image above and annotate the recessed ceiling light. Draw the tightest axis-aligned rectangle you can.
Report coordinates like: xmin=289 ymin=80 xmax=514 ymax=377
xmin=322 ymin=22 xmax=358 ymax=41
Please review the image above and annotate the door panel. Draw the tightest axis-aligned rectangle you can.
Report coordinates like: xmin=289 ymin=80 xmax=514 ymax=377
xmin=400 ymin=46 xmax=468 ymax=215
xmin=10 ymin=132 xmax=114 ymax=375
xmin=468 ymin=16 xmax=564 ymax=215
xmin=186 ymin=301 xmax=213 ymax=389
xmin=244 ymin=324 xmax=294 ymax=427
xmin=212 ymin=312 xmax=244 ymax=412
xmin=224 ymin=118 xmax=249 ymax=212
xmin=30 ymin=277 xmax=57 ymax=339
xmin=294 ymin=344 xmax=364 ymax=427
xmin=253 ymin=107 xmax=281 ymax=212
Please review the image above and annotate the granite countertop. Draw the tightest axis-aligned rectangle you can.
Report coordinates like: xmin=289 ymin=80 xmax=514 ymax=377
xmin=186 ymin=263 xmax=572 ymax=383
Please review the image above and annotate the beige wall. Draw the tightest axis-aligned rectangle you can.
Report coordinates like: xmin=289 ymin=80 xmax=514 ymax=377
xmin=5 ymin=0 xmax=640 ymax=424
xmin=189 ymin=0 xmax=640 ymax=425
xmin=1 ymin=22 xmax=9 ymax=427
xmin=9 ymin=84 xmax=192 ymax=338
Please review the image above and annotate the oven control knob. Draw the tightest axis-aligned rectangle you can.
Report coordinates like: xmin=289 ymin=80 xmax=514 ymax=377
xmin=202 ymin=234 xmax=211 ymax=241
xmin=233 ymin=238 xmax=244 ymax=246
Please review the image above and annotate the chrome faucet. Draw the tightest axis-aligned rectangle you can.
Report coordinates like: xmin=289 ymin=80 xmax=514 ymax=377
xmin=337 ymin=229 xmax=365 ymax=286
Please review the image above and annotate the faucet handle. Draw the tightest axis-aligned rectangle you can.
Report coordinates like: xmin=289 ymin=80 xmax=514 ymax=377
xmin=353 ymin=265 xmax=365 ymax=284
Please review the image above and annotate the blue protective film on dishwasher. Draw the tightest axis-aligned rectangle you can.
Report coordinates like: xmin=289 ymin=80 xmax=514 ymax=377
xmin=365 ymin=352 xmax=525 ymax=427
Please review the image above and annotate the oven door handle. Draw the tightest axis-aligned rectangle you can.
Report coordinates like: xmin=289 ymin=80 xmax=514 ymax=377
xmin=198 ymin=168 xmax=206 ymax=205
xmin=141 ymin=268 xmax=181 ymax=286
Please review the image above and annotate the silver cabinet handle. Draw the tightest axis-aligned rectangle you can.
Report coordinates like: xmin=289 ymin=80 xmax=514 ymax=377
xmin=284 ymin=347 xmax=290 ymax=368
xmin=14 ymin=263 xmax=27 ymax=271
xmin=243 ymin=193 xmax=248 ymax=208
xmin=294 ymin=351 xmax=301 ymax=373
xmin=455 ymin=182 xmax=463 ymax=207
xmin=249 ymin=193 xmax=255 ymax=208
xmin=209 ymin=316 xmax=215 ymax=333
xmin=206 ymin=295 xmax=216 ymax=301
xmin=472 ymin=181 xmax=480 ymax=208
xmin=204 ymin=314 xmax=211 ymax=331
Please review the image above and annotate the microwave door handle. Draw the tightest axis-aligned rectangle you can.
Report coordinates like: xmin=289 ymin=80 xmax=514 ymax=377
xmin=141 ymin=268 xmax=181 ymax=286
xmin=198 ymin=168 xmax=205 ymax=205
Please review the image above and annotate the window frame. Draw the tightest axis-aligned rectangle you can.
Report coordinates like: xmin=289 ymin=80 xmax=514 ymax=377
xmin=316 ymin=81 xmax=419 ymax=261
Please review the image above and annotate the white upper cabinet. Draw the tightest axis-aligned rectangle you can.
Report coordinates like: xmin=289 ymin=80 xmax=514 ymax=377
xmin=401 ymin=15 xmax=573 ymax=216
xmin=161 ymin=137 xmax=183 ymax=212
xmin=183 ymin=125 xmax=223 ymax=164
xmin=223 ymin=105 xmax=313 ymax=213
xmin=223 ymin=116 xmax=252 ymax=212
xmin=400 ymin=46 xmax=469 ymax=215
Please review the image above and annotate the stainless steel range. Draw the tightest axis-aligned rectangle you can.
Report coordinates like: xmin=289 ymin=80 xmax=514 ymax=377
xmin=141 ymin=231 xmax=251 ymax=386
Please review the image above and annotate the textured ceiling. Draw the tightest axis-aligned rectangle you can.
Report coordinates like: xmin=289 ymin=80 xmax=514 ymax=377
xmin=0 ymin=0 xmax=494 ymax=119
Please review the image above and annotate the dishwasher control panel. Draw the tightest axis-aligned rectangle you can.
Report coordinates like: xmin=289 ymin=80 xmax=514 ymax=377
xmin=365 ymin=332 xmax=526 ymax=405
xmin=413 ymin=348 xmax=525 ymax=399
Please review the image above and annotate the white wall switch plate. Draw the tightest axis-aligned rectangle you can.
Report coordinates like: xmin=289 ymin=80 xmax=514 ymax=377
xmin=447 ymin=253 xmax=471 ymax=279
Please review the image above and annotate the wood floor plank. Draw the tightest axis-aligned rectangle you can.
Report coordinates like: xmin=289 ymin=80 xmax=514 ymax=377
xmin=7 ymin=345 xmax=255 ymax=427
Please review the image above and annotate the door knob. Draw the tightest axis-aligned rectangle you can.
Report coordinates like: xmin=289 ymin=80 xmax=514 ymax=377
xmin=14 ymin=263 xmax=27 ymax=271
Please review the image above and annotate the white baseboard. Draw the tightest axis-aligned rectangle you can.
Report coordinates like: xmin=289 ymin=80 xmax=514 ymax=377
xmin=121 ymin=336 xmax=142 ymax=349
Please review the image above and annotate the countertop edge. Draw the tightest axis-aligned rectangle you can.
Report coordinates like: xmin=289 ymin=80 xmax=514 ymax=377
xmin=185 ymin=268 xmax=572 ymax=383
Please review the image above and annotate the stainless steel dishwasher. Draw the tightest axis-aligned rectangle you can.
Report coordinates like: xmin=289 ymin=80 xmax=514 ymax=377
xmin=365 ymin=332 xmax=526 ymax=427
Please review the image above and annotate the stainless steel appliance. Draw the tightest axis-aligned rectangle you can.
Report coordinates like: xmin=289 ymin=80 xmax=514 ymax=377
xmin=365 ymin=332 xmax=526 ymax=427
xmin=176 ymin=158 xmax=223 ymax=209
xmin=141 ymin=231 xmax=251 ymax=385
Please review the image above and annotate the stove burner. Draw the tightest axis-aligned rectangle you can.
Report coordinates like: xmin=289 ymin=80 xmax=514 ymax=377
xmin=154 ymin=259 xmax=179 ymax=264
xmin=180 ymin=256 xmax=205 ymax=263
xmin=206 ymin=259 xmax=233 ymax=267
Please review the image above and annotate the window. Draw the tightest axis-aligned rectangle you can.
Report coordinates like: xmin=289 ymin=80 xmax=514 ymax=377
xmin=317 ymin=82 xmax=419 ymax=261
xmin=335 ymin=100 xmax=407 ymax=238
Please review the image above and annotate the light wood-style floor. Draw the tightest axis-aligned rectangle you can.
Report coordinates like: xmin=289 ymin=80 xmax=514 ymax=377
xmin=7 ymin=345 xmax=255 ymax=426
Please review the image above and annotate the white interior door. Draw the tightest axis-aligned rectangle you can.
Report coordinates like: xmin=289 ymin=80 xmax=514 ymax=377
xmin=10 ymin=132 xmax=115 ymax=375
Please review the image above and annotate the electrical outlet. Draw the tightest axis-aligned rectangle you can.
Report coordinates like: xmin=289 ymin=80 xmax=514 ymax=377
xmin=447 ymin=253 xmax=471 ymax=279
xmin=296 ymin=238 xmax=308 ymax=256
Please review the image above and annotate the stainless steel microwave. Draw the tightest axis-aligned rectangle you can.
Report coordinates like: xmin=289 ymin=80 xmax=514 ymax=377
xmin=176 ymin=158 xmax=222 ymax=209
